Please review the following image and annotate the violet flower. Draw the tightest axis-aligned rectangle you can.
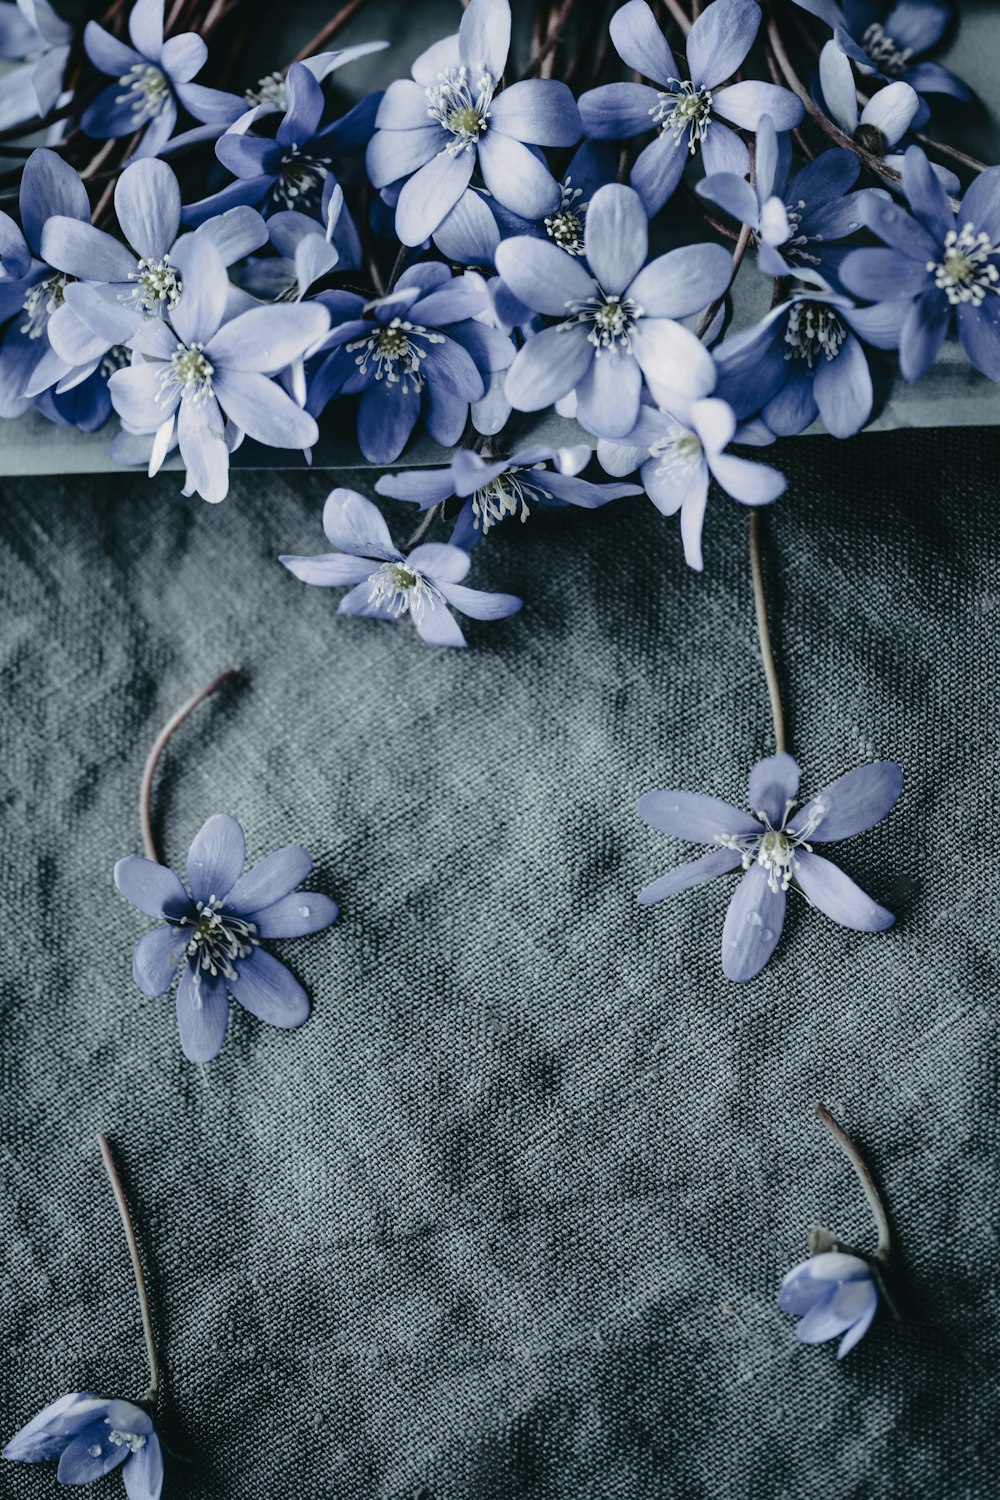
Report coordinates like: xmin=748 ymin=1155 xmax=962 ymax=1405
xmin=115 ymin=813 xmax=337 ymax=1063
xmin=280 ymin=487 xmax=522 ymax=648
xmin=579 ymin=0 xmax=803 ymax=215
xmin=597 ymin=396 xmax=786 ymax=570
xmin=104 ymin=235 xmax=328 ymax=502
xmin=4 ymin=1394 xmax=163 ymax=1498
xmin=376 ymin=442 xmax=642 ymax=549
xmin=778 ymin=1253 xmax=879 ymax=1358
xmin=841 ymin=146 xmax=1000 ymax=381
xmin=496 ymin=182 xmax=730 ymax=439
xmin=306 ymin=265 xmax=514 ymax=465
xmin=637 ymin=751 xmax=903 ymax=981
xmin=82 ymin=0 xmax=242 ymax=159
xmin=0 ymin=0 xmax=72 ymax=131
xmin=792 ymin=0 xmax=971 ymax=104
xmin=367 ymin=0 xmax=581 ymax=247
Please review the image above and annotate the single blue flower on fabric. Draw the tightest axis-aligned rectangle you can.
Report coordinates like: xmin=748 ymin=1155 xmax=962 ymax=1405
xmin=366 ymin=0 xmax=581 ymax=247
xmin=4 ymin=1392 xmax=163 ymax=1498
xmin=778 ymin=1252 xmax=879 ymax=1357
xmin=280 ymin=487 xmax=522 ymax=648
xmin=306 ymin=264 xmax=514 ymax=464
xmin=82 ymin=0 xmax=242 ymax=159
xmin=496 ymin=182 xmax=730 ymax=439
xmin=597 ymin=396 xmax=786 ymax=570
xmin=698 ymin=116 xmax=881 ymax=281
xmin=376 ymin=442 xmax=642 ymax=549
xmin=578 ymin=0 xmax=803 ymax=216
xmin=115 ymin=813 xmax=337 ymax=1063
xmin=841 ymin=146 xmax=1000 ymax=381
xmin=0 ymin=0 xmax=72 ymax=131
xmin=637 ymin=752 xmax=903 ymax=981
xmin=791 ymin=0 xmax=971 ymax=104
xmin=103 ymin=235 xmax=328 ymax=501
xmin=713 ymin=288 xmax=903 ymax=439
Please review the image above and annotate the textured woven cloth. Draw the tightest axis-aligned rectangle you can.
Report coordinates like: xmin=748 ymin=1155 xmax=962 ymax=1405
xmin=0 ymin=430 xmax=996 ymax=1498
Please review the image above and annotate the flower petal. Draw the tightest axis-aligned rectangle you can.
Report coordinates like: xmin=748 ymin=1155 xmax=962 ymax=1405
xmin=406 ymin=541 xmax=471 ymax=582
xmin=632 ymin=318 xmax=717 ymax=398
xmin=115 ymin=856 xmax=191 ymax=919
xmin=488 ymin=79 xmax=581 ymax=147
xmin=251 ymin=892 xmax=339 ymax=938
xmin=638 ymin=846 xmax=743 ymax=904
xmin=436 ymin=581 xmax=522 ymax=620
xmin=170 ymin=234 xmax=228 ymax=347
xmin=860 ymin=80 xmax=918 ymax=147
xmin=637 ymin=788 xmax=762 ymax=840
xmin=494 ymin=235 xmax=595 ymax=315
xmin=57 ymin=1425 xmax=130 ymax=1485
xmin=224 ymin=845 xmax=313 ymax=914
xmin=2 ymin=1395 xmax=103 ymax=1463
xmin=628 ymin=242 xmax=732 ymax=318
xmin=712 ymin=80 xmax=803 ymax=132
xmin=132 ymin=926 xmax=187 ymax=997
xmin=789 ymin=760 xmax=903 ymax=841
xmin=115 ymin=157 xmax=181 ymax=260
xmin=40 ymin=217 xmax=135 ymax=282
xmin=579 ymin=81 xmax=662 ymax=140
xmin=122 ymin=1431 xmax=164 ymax=1500
xmin=395 ymin=148 xmax=475 ymax=247
xmin=458 ymin=0 xmax=510 ymax=80
xmin=178 ymin=393 xmax=230 ymax=504
xmin=128 ymin=0 xmax=164 ymax=59
xmin=610 ymin=0 xmax=677 ymax=82
xmin=575 ymin=344 xmax=642 ymax=439
xmin=748 ymin=753 xmax=800 ymax=826
xmin=813 ymin=329 xmax=872 ymax=438
xmin=585 ymin=183 xmax=648 ymax=294
xmin=280 ymin=552 xmax=373 ymax=587
xmin=721 ymin=862 xmax=786 ymax=981
xmin=687 ymin=0 xmax=761 ymax=90
xmin=322 ymin=486 xmax=401 ymax=561
xmin=504 ymin=322 xmax=593 ymax=410
xmin=186 ymin=812 xmax=246 ymax=905
xmin=21 ymin=148 xmax=89 ymax=255
xmin=477 ymin=130 xmax=561 ymax=221
xmin=629 ymin=131 xmax=687 ymax=215
xmin=175 ymin=966 xmax=229 ymax=1063
xmin=413 ymin=602 xmax=467 ymax=646
xmin=794 ymin=850 xmax=894 ymax=931
xmin=228 ymin=948 xmax=310 ymax=1029
xmin=213 ymin=369 xmax=318 ymax=450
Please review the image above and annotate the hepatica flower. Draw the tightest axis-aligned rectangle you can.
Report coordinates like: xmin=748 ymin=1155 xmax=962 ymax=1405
xmin=793 ymin=0 xmax=971 ymax=104
xmin=280 ymin=488 xmax=522 ymax=648
xmin=496 ymin=182 xmax=731 ymax=439
xmin=0 ymin=0 xmax=72 ymax=131
xmin=4 ymin=1394 xmax=163 ymax=1498
xmin=637 ymin=752 xmax=902 ymax=981
xmin=115 ymin=813 xmax=337 ymax=1063
xmin=841 ymin=146 xmax=1000 ymax=381
xmin=579 ymin=0 xmax=803 ymax=215
xmin=778 ymin=1253 xmax=878 ymax=1358
xmin=367 ymin=0 xmax=581 ymax=247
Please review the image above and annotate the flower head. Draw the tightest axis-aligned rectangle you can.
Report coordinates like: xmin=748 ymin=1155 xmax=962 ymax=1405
xmin=280 ymin=487 xmax=522 ymax=648
xmin=778 ymin=1252 xmax=879 ymax=1358
xmin=114 ymin=813 xmax=337 ymax=1062
xmin=792 ymin=0 xmax=972 ymax=106
xmin=638 ymin=751 xmax=902 ymax=981
xmin=579 ymin=0 xmax=803 ymax=215
xmin=4 ymin=1393 xmax=163 ymax=1498
xmin=366 ymin=0 xmax=581 ymax=246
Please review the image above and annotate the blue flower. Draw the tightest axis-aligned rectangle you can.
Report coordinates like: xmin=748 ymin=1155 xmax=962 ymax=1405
xmin=115 ymin=813 xmax=337 ymax=1063
xmin=637 ymin=752 xmax=902 ymax=981
xmin=815 ymin=36 xmax=946 ymax=184
xmin=376 ymin=442 xmax=642 ymax=548
xmin=713 ymin=288 xmax=902 ymax=439
xmin=0 ymin=0 xmax=72 ymax=131
xmin=698 ymin=116 xmax=882 ymax=281
xmin=4 ymin=1393 xmax=163 ymax=1498
xmin=182 ymin=59 xmax=382 ymax=225
xmin=101 ymin=235 xmax=328 ymax=502
xmin=366 ymin=0 xmax=581 ymax=247
xmin=841 ymin=146 xmax=1000 ymax=381
xmin=280 ymin=487 xmax=522 ymax=648
xmin=239 ymin=180 xmax=358 ymax=303
xmin=496 ymin=182 xmax=731 ymax=439
xmin=597 ymin=396 xmax=786 ymax=570
xmin=778 ymin=1252 xmax=879 ymax=1357
xmin=306 ymin=265 xmax=514 ymax=465
xmin=82 ymin=0 xmax=242 ymax=159
xmin=579 ymin=0 xmax=803 ymax=215
xmin=792 ymin=0 xmax=971 ymax=105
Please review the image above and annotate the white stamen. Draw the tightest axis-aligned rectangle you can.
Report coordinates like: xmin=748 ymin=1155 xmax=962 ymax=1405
xmin=927 ymin=222 xmax=1000 ymax=306
xmin=366 ymin=560 xmax=442 ymax=620
xmin=116 ymin=63 xmax=170 ymax=122
xmin=784 ymin=301 xmax=845 ymax=366
xmin=346 ymin=317 xmax=445 ymax=394
xmin=245 ymin=71 xmax=286 ymax=109
xmin=176 ymin=895 xmax=257 ymax=982
xmin=861 ymin=22 xmax=913 ymax=76
xmin=471 ymin=465 xmax=552 ymax=532
xmin=21 ymin=273 xmax=71 ymax=338
xmin=563 ymin=290 xmax=644 ymax=353
xmin=271 ymin=148 xmax=330 ymax=210
xmin=159 ymin=341 xmax=215 ymax=405
xmin=425 ymin=66 xmax=494 ymax=155
xmin=716 ymin=799 xmax=822 ymax=894
xmin=650 ymin=78 xmax=713 ymax=153
xmin=106 ymin=1429 xmax=147 ymax=1455
xmin=121 ymin=254 xmax=181 ymax=317
xmin=649 ymin=425 xmax=702 ymax=478
xmin=544 ymin=178 xmax=588 ymax=255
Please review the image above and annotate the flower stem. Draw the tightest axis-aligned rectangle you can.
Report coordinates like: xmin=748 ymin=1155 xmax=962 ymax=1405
xmin=816 ymin=1104 xmax=892 ymax=1260
xmin=660 ymin=0 xmax=693 ymax=37
xmin=140 ymin=668 xmax=240 ymax=864
xmin=748 ymin=510 xmax=786 ymax=757
xmin=97 ymin=1134 xmax=160 ymax=1408
xmin=403 ymin=504 xmax=441 ymax=553
xmin=290 ymin=0 xmax=375 ymax=64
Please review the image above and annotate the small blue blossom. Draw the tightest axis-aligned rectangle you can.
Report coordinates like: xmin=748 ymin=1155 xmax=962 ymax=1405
xmin=239 ymin=180 xmax=358 ymax=303
xmin=597 ymin=396 xmax=786 ymax=570
xmin=841 ymin=145 xmax=1000 ymax=381
xmin=376 ymin=442 xmax=642 ymax=548
xmin=778 ymin=1252 xmax=879 ymax=1357
xmin=306 ymin=264 xmax=514 ymax=465
xmin=366 ymin=0 xmax=581 ymax=247
xmin=0 ymin=0 xmax=72 ymax=131
xmin=115 ymin=813 xmax=337 ymax=1063
xmin=280 ymin=487 xmax=522 ymax=648
xmin=792 ymin=0 xmax=971 ymax=105
xmin=579 ymin=0 xmax=803 ymax=215
xmin=698 ymin=115 xmax=882 ymax=281
xmin=82 ymin=0 xmax=242 ymax=159
xmin=815 ymin=36 xmax=945 ymax=187
xmin=4 ymin=1393 xmax=163 ymax=1498
xmin=637 ymin=752 xmax=902 ymax=981
xmin=497 ymin=182 xmax=731 ymax=440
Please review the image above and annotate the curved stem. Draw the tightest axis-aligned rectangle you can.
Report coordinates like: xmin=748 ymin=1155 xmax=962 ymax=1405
xmin=403 ymin=503 xmax=441 ymax=553
xmin=97 ymin=1134 xmax=160 ymax=1408
xmin=290 ymin=0 xmax=375 ymax=64
xmin=696 ymin=218 xmax=752 ymax=337
xmin=748 ymin=510 xmax=786 ymax=757
xmin=661 ymin=0 xmax=692 ymax=37
xmin=816 ymin=1103 xmax=892 ymax=1260
xmin=140 ymin=668 xmax=240 ymax=864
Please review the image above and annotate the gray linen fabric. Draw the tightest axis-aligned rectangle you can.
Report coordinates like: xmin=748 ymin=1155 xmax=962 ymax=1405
xmin=0 ymin=430 xmax=997 ymax=1498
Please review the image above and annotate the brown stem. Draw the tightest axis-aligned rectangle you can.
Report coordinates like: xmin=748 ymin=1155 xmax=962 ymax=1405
xmin=97 ymin=1134 xmax=160 ymax=1408
xmin=661 ymin=0 xmax=693 ymax=38
xmin=816 ymin=1104 xmax=892 ymax=1260
xmin=748 ymin=510 xmax=786 ymax=757
xmin=403 ymin=503 xmax=441 ymax=553
xmin=696 ymin=217 xmax=752 ymax=338
xmin=139 ymin=669 xmax=240 ymax=865
xmin=910 ymin=129 xmax=987 ymax=176
xmin=290 ymin=0 xmax=375 ymax=65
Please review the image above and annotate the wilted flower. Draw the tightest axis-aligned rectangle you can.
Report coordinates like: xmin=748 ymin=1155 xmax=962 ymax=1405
xmin=4 ymin=1394 xmax=163 ymax=1498
xmin=579 ymin=0 xmax=803 ymax=215
xmin=115 ymin=813 xmax=337 ymax=1062
xmin=637 ymin=751 xmax=902 ymax=981
xmin=280 ymin=487 xmax=522 ymax=647
xmin=778 ymin=1252 xmax=879 ymax=1358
